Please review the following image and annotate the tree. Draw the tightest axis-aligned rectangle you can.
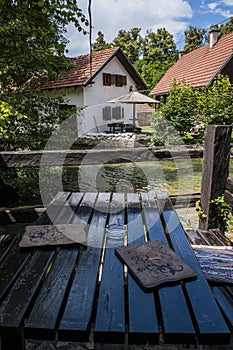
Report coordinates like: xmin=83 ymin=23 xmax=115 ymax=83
xmin=0 ymin=0 xmax=88 ymax=150
xmin=134 ymin=28 xmax=178 ymax=90
xmin=135 ymin=59 xmax=173 ymax=91
xmin=183 ymin=26 xmax=207 ymax=53
xmin=219 ymin=17 xmax=233 ymax=37
xmin=0 ymin=0 xmax=88 ymax=91
xmin=143 ymin=28 xmax=178 ymax=63
xmin=112 ymin=28 xmax=144 ymax=63
xmin=200 ymin=74 xmax=233 ymax=125
xmin=151 ymin=74 xmax=233 ymax=146
xmin=92 ymin=31 xmax=112 ymax=52
xmin=159 ymin=80 xmax=197 ymax=136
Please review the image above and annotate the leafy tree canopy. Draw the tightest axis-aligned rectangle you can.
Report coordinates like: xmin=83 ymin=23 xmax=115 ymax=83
xmin=183 ymin=26 xmax=207 ymax=53
xmin=0 ymin=0 xmax=88 ymax=150
xmin=143 ymin=28 xmax=178 ymax=62
xmin=112 ymin=27 xmax=144 ymax=63
xmin=0 ymin=0 xmax=88 ymax=91
xmin=92 ymin=31 xmax=112 ymax=52
xmin=151 ymin=74 xmax=233 ymax=145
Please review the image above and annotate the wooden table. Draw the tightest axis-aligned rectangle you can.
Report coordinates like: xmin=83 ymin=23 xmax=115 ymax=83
xmin=0 ymin=192 xmax=231 ymax=349
xmin=107 ymin=122 xmax=125 ymax=133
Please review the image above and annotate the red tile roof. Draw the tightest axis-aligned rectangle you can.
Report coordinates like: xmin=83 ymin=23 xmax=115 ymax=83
xmin=150 ymin=32 xmax=233 ymax=96
xmin=38 ymin=47 xmax=147 ymax=90
xmin=137 ymin=103 xmax=154 ymax=113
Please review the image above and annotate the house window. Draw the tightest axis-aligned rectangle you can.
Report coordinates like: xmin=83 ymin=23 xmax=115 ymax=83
xmin=102 ymin=106 xmax=111 ymax=121
xmin=112 ymin=106 xmax=122 ymax=120
xmin=115 ymin=75 xmax=126 ymax=87
xmin=103 ymin=106 xmax=125 ymax=121
xmin=103 ymin=73 xmax=127 ymax=87
xmin=103 ymin=73 xmax=111 ymax=86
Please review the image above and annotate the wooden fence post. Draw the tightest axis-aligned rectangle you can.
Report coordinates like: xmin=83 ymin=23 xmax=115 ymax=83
xmin=199 ymin=125 xmax=232 ymax=231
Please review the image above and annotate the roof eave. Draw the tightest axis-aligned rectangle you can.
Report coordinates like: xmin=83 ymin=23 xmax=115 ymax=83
xmin=83 ymin=47 xmax=121 ymax=86
xmin=84 ymin=47 xmax=148 ymax=90
xmin=209 ymin=52 xmax=233 ymax=85
xmin=116 ymin=49 xmax=148 ymax=91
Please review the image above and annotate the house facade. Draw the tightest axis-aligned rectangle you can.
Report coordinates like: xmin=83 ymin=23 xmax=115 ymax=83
xmin=150 ymin=31 xmax=233 ymax=98
xmin=39 ymin=47 xmax=147 ymax=135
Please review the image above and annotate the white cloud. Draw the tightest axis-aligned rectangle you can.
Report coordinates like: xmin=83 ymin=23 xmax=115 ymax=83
xmin=208 ymin=2 xmax=219 ymax=10
xmin=66 ymin=0 xmax=193 ymax=56
xmin=222 ymin=0 xmax=233 ymax=5
xmin=206 ymin=0 xmax=233 ymax=17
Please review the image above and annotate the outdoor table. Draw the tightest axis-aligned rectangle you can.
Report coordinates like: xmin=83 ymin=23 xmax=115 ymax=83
xmin=0 ymin=191 xmax=231 ymax=350
xmin=107 ymin=122 xmax=125 ymax=133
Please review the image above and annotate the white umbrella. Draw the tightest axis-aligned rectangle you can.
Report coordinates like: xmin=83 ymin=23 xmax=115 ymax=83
xmin=108 ymin=91 xmax=160 ymax=131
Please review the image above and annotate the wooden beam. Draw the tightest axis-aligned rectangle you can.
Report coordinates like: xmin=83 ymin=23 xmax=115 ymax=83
xmin=199 ymin=125 xmax=232 ymax=230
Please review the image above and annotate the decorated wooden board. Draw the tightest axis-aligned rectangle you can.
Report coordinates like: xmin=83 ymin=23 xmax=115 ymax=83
xmin=115 ymin=240 xmax=197 ymax=290
xmin=19 ymin=224 xmax=87 ymax=248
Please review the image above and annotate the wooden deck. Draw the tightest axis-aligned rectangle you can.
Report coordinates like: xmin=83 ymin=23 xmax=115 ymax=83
xmin=0 ymin=192 xmax=232 ymax=349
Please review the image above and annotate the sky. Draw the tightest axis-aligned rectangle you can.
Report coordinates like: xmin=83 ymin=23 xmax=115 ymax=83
xmin=65 ymin=0 xmax=233 ymax=57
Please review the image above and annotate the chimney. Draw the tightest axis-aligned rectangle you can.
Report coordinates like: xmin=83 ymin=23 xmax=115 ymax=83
xmin=179 ymin=51 xmax=184 ymax=59
xmin=209 ymin=28 xmax=219 ymax=50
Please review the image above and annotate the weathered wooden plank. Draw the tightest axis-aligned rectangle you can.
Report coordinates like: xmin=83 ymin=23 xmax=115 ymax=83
xmin=157 ymin=192 xmax=231 ymax=345
xmin=58 ymin=193 xmax=109 ymax=342
xmin=0 ymin=249 xmax=55 ymax=337
xmin=141 ymin=192 xmax=196 ymax=344
xmin=24 ymin=248 xmax=79 ymax=339
xmin=196 ymin=229 xmax=225 ymax=246
xmin=0 ymin=243 xmax=31 ymax=303
xmin=0 ymin=235 xmax=17 ymax=265
xmin=95 ymin=193 xmax=125 ymax=344
xmin=0 ymin=191 xmax=75 ymax=350
xmin=211 ymin=286 xmax=233 ymax=327
xmin=126 ymin=193 xmax=159 ymax=345
xmin=0 ymin=147 xmax=204 ymax=168
xmin=24 ymin=192 xmax=85 ymax=339
xmin=42 ymin=192 xmax=71 ymax=225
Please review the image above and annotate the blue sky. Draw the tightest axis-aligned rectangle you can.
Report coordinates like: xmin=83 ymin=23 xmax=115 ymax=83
xmin=66 ymin=0 xmax=233 ymax=57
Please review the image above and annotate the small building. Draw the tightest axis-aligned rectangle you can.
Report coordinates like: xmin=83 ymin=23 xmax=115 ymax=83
xmin=38 ymin=47 xmax=147 ymax=135
xmin=150 ymin=31 xmax=233 ymax=98
xmin=137 ymin=103 xmax=155 ymax=126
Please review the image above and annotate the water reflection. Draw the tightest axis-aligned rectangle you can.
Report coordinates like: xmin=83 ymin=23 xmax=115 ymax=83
xmin=62 ymin=158 xmax=201 ymax=195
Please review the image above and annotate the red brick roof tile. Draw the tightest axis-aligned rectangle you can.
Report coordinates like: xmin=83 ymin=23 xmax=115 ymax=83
xmin=38 ymin=47 xmax=147 ymax=91
xmin=150 ymin=32 xmax=233 ymax=96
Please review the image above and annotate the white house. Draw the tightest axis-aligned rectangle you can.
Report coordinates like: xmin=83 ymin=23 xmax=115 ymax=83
xmin=38 ymin=47 xmax=148 ymax=135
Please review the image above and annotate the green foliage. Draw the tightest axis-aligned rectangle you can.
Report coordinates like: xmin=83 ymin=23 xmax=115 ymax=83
xmin=92 ymin=27 xmax=178 ymax=89
xmin=200 ymin=75 xmax=233 ymax=125
xmin=0 ymin=90 xmax=74 ymax=150
xmin=0 ymin=0 xmax=88 ymax=90
xmin=151 ymin=74 xmax=233 ymax=145
xmin=112 ymin=28 xmax=144 ymax=63
xmin=210 ymin=196 xmax=231 ymax=232
xmin=92 ymin=31 xmax=112 ymax=52
xmin=143 ymin=28 xmax=178 ymax=63
xmin=0 ymin=101 xmax=26 ymax=145
xmin=183 ymin=26 xmax=207 ymax=53
xmin=0 ymin=168 xmax=40 ymax=202
xmin=158 ymin=80 xmax=197 ymax=135
xmin=219 ymin=16 xmax=233 ymax=37
xmin=149 ymin=112 xmax=183 ymax=146
xmin=195 ymin=199 xmax=207 ymax=220
xmin=0 ymin=0 xmax=87 ymax=151
xmin=135 ymin=59 xmax=173 ymax=91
